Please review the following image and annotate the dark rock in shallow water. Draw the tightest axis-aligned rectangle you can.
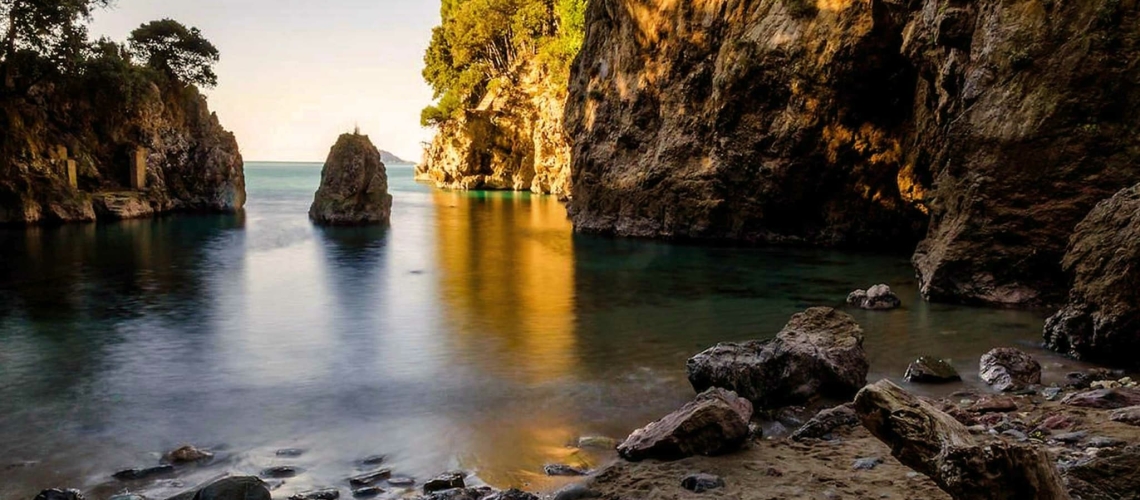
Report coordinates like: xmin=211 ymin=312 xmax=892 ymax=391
xmin=275 ymin=448 xmax=305 ymax=457
xmin=424 ymin=487 xmax=494 ymax=500
xmin=309 ymin=133 xmax=393 ymax=226
xmin=551 ymin=484 xmax=600 ymax=500
xmin=387 ymin=476 xmax=415 ymax=487
xmin=1044 ymin=184 xmax=1140 ymax=367
xmin=351 ymin=487 xmax=382 ymax=499
xmin=979 ymin=348 xmax=1041 ymax=392
xmin=1062 ymin=388 xmax=1140 ymax=409
xmin=484 ymin=489 xmax=538 ymax=500
xmin=542 ymin=464 xmax=587 ymax=476
xmin=903 ymin=357 xmax=961 ymax=384
xmin=349 ymin=469 xmax=391 ymax=487
xmin=260 ymin=466 xmax=301 ymax=479
xmin=681 ymin=473 xmax=725 ymax=493
xmin=167 ymin=476 xmax=271 ymax=500
xmin=359 ymin=455 xmax=386 ymax=466
xmin=34 ymin=489 xmax=85 ymax=500
xmin=289 ymin=489 xmax=340 ymax=500
xmin=618 ymin=388 xmax=752 ymax=461
xmin=847 ymin=285 xmax=902 ymax=310
xmin=165 ymin=445 xmax=214 ymax=464
xmin=1066 ymin=445 xmax=1140 ymax=500
xmin=114 ymin=465 xmax=175 ymax=480
xmin=422 ymin=472 xmax=465 ymax=493
xmin=791 ymin=404 xmax=860 ymax=441
xmin=687 ymin=307 xmax=868 ymax=409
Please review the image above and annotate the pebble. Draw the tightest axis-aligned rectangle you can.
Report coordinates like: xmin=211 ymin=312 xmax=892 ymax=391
xmin=261 ymin=466 xmax=302 ymax=479
xmin=853 ymin=457 xmax=883 ymax=470
xmin=681 ymin=473 xmax=725 ymax=493
xmin=352 ymin=486 xmax=383 ymax=498
xmin=276 ymin=448 xmax=306 ymax=457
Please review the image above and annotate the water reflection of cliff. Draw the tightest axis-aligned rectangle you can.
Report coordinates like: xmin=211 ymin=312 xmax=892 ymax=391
xmin=433 ymin=190 xmax=576 ymax=381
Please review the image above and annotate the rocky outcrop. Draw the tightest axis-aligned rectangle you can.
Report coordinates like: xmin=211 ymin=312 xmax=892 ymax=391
xmin=0 ymin=82 xmax=245 ymax=224
xmin=418 ymin=64 xmax=571 ymax=197
xmin=687 ymin=307 xmax=868 ymax=409
xmin=1044 ymin=184 xmax=1140 ymax=367
xmin=310 ymin=133 xmax=392 ymax=225
xmin=565 ymin=0 xmax=1140 ymax=305
xmin=979 ymin=348 xmax=1041 ymax=392
xmin=617 ymin=387 xmax=752 ymax=461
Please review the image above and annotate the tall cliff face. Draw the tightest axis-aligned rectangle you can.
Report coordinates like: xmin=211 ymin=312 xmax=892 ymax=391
xmin=566 ymin=0 xmax=1140 ymax=305
xmin=0 ymin=82 xmax=245 ymax=225
xmin=417 ymin=64 xmax=572 ymax=197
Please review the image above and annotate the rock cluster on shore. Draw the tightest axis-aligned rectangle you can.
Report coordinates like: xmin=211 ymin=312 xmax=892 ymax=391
xmin=309 ymin=133 xmax=393 ymax=226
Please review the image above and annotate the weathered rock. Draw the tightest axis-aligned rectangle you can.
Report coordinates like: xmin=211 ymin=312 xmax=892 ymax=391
xmin=687 ymin=307 xmax=868 ymax=409
xmin=550 ymin=484 xmax=599 ymax=500
xmin=34 ymin=489 xmax=85 ymax=500
xmin=349 ymin=469 xmax=391 ymax=487
xmin=970 ymin=396 xmax=1018 ymax=414
xmin=423 ymin=487 xmax=494 ymax=500
xmin=260 ymin=466 xmax=301 ymax=479
xmin=351 ymin=487 xmax=381 ymax=499
xmin=854 ymin=380 xmax=1070 ymax=500
xmin=1052 ymin=431 xmax=1088 ymax=444
xmin=617 ymin=388 xmax=752 ymax=461
xmin=681 ymin=473 xmax=725 ymax=493
xmin=1045 ymin=184 xmax=1140 ymax=367
xmin=166 ymin=476 xmax=272 ymax=500
xmin=852 ymin=457 xmax=883 ymax=471
xmin=484 ymin=489 xmax=538 ymax=500
xmin=979 ymin=348 xmax=1042 ymax=392
xmin=309 ymin=133 xmax=392 ymax=226
xmin=847 ymin=285 xmax=902 ymax=310
xmin=1110 ymin=406 xmax=1140 ymax=426
xmin=1088 ymin=436 xmax=1125 ymax=449
xmin=1065 ymin=445 xmax=1140 ymax=500
xmin=422 ymin=472 xmax=465 ymax=493
xmin=288 ymin=489 xmax=340 ymax=500
xmin=1062 ymin=388 xmax=1140 ymax=409
xmin=904 ymin=357 xmax=961 ymax=384
xmin=114 ymin=465 xmax=175 ymax=481
xmin=542 ymin=464 xmax=587 ymax=476
xmin=387 ymin=477 xmax=415 ymax=487
xmin=165 ymin=445 xmax=214 ymax=464
xmin=791 ymin=403 xmax=860 ymax=441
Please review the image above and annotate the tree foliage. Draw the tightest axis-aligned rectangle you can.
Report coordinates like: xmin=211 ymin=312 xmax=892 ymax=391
xmin=129 ymin=18 xmax=220 ymax=88
xmin=420 ymin=0 xmax=586 ymax=127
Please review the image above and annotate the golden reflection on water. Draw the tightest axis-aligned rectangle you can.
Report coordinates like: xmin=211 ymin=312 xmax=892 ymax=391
xmin=432 ymin=190 xmax=589 ymax=488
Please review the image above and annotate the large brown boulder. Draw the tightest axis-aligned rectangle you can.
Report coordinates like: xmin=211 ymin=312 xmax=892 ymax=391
xmin=309 ymin=133 xmax=392 ymax=226
xmin=617 ymin=388 xmax=752 ymax=461
xmin=686 ymin=307 xmax=868 ymax=409
xmin=1044 ymin=184 xmax=1140 ymax=367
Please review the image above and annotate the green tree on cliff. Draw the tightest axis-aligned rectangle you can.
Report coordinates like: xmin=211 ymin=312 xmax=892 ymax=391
xmin=0 ymin=0 xmax=112 ymax=91
xmin=129 ymin=19 xmax=220 ymax=88
xmin=420 ymin=0 xmax=586 ymax=126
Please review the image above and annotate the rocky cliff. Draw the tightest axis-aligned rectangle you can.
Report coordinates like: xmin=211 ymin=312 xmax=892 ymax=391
xmin=0 ymin=81 xmax=245 ymax=224
xmin=417 ymin=64 xmax=572 ymax=197
xmin=566 ymin=0 xmax=1140 ymax=305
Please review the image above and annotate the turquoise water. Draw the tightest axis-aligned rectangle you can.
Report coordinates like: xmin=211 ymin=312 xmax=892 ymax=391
xmin=0 ymin=163 xmax=1062 ymax=499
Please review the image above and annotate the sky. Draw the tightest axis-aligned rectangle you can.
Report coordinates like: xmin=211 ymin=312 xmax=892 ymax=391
xmin=90 ymin=0 xmax=441 ymax=162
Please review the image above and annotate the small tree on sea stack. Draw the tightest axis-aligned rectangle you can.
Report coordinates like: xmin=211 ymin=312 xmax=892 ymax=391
xmin=309 ymin=132 xmax=392 ymax=226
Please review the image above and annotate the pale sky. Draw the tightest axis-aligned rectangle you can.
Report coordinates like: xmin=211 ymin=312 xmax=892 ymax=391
xmin=90 ymin=0 xmax=440 ymax=162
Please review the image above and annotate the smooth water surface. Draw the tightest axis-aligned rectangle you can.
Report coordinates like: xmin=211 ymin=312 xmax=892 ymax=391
xmin=0 ymin=162 xmax=1063 ymax=499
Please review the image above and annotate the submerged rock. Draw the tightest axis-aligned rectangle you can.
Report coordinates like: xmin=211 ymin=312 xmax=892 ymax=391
xmin=979 ymin=348 xmax=1041 ymax=392
xmin=617 ymin=388 xmax=752 ymax=461
xmin=349 ymin=469 xmax=391 ymax=487
xmin=687 ymin=307 xmax=868 ymax=409
xmin=1044 ymin=184 xmax=1140 ymax=367
xmin=847 ymin=285 xmax=902 ymax=310
xmin=260 ymin=465 xmax=301 ymax=479
xmin=309 ymin=133 xmax=393 ymax=226
xmin=167 ymin=476 xmax=271 ymax=500
xmin=681 ymin=473 xmax=725 ymax=493
xmin=903 ymin=357 xmax=961 ymax=384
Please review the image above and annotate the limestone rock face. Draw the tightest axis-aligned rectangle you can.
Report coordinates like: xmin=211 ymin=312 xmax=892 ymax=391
xmin=418 ymin=64 xmax=571 ymax=197
xmin=617 ymin=388 xmax=752 ymax=461
xmin=687 ymin=307 xmax=868 ymax=409
xmin=0 ymin=83 xmax=245 ymax=224
xmin=310 ymin=133 xmax=393 ymax=226
xmin=565 ymin=0 xmax=1140 ymax=305
xmin=1044 ymin=184 xmax=1140 ymax=367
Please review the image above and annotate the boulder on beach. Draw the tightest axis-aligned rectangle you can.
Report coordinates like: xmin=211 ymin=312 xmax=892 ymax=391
xmin=1062 ymin=388 xmax=1140 ymax=410
xmin=309 ymin=132 xmax=393 ymax=226
xmin=1044 ymin=183 xmax=1140 ymax=367
xmin=617 ymin=387 xmax=753 ymax=461
xmin=686 ymin=307 xmax=869 ymax=409
xmin=166 ymin=476 xmax=271 ymax=500
xmin=979 ymin=348 xmax=1041 ymax=392
xmin=904 ymin=357 xmax=961 ymax=384
xmin=791 ymin=403 xmax=860 ymax=441
xmin=847 ymin=284 xmax=902 ymax=310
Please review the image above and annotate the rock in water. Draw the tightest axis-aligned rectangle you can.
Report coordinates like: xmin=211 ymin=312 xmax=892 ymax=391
xmin=422 ymin=472 xmax=465 ymax=493
xmin=34 ymin=489 xmax=85 ymax=500
xmin=687 ymin=308 xmax=868 ymax=409
xmin=113 ymin=465 xmax=175 ymax=480
xmin=979 ymin=348 xmax=1041 ymax=392
xmin=165 ymin=444 xmax=214 ymax=463
xmin=847 ymin=285 xmax=902 ymax=310
xmin=309 ymin=133 xmax=392 ymax=226
xmin=904 ymin=357 xmax=961 ymax=384
xmin=617 ymin=388 xmax=752 ymax=461
xmin=289 ymin=489 xmax=341 ymax=500
xmin=166 ymin=476 xmax=272 ymax=500
xmin=1044 ymin=184 xmax=1140 ymax=367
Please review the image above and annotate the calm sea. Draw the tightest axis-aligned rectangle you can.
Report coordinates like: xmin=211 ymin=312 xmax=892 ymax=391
xmin=0 ymin=162 xmax=1061 ymax=499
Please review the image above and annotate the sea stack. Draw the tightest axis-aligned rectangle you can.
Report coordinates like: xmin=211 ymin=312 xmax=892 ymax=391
xmin=309 ymin=132 xmax=393 ymax=225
